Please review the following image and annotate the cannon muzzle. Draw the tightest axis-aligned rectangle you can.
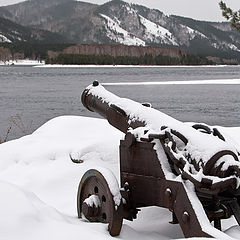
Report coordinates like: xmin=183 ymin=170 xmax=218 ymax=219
xmin=81 ymin=81 xmax=145 ymax=133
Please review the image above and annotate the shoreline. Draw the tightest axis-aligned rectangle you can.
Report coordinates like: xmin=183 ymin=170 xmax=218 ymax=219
xmin=0 ymin=60 xmax=239 ymax=68
xmin=34 ymin=64 xmax=239 ymax=68
xmin=0 ymin=59 xmax=45 ymax=66
xmin=102 ymin=79 xmax=240 ymax=85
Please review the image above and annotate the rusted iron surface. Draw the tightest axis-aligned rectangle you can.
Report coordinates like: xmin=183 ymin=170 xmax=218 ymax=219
xmin=77 ymin=169 xmax=123 ymax=236
xmin=78 ymin=81 xmax=240 ymax=238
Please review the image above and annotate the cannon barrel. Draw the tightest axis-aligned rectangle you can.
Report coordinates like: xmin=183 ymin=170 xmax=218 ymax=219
xmin=81 ymin=81 xmax=240 ymax=190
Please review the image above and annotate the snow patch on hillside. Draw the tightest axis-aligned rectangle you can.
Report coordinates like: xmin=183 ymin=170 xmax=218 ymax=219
xmin=184 ymin=25 xmax=207 ymax=40
xmin=139 ymin=15 xmax=178 ymax=45
xmin=100 ymin=14 xmax=145 ymax=46
xmin=0 ymin=33 xmax=12 ymax=43
xmin=125 ymin=4 xmax=136 ymax=14
xmin=228 ymin=43 xmax=240 ymax=52
xmin=212 ymin=41 xmax=240 ymax=52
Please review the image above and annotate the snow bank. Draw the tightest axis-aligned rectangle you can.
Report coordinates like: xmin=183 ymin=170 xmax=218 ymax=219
xmin=0 ymin=116 xmax=122 ymax=215
xmin=35 ymin=64 xmax=237 ymax=68
xmin=0 ymin=115 xmax=240 ymax=239
xmin=102 ymin=79 xmax=240 ymax=85
xmin=0 ymin=59 xmax=45 ymax=66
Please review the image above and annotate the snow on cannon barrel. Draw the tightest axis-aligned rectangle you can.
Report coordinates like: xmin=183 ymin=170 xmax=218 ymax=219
xmin=78 ymin=81 xmax=240 ymax=239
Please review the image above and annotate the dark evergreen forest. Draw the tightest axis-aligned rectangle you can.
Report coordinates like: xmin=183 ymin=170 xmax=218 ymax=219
xmin=46 ymin=53 xmax=212 ymax=65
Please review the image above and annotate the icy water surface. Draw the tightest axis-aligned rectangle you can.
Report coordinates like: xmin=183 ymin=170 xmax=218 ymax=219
xmin=0 ymin=65 xmax=240 ymax=140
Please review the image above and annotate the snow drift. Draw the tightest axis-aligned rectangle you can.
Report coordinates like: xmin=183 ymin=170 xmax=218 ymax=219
xmin=0 ymin=115 xmax=240 ymax=239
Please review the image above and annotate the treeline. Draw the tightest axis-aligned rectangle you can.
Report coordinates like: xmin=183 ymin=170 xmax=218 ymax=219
xmin=46 ymin=53 xmax=212 ymax=65
xmin=0 ymin=42 xmax=222 ymax=65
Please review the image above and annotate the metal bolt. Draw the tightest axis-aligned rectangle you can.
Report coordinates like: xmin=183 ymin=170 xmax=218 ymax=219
xmin=165 ymin=188 xmax=172 ymax=198
xmin=182 ymin=211 xmax=189 ymax=223
xmin=124 ymin=182 xmax=129 ymax=191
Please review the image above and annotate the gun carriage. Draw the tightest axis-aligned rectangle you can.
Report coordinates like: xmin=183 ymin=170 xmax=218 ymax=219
xmin=77 ymin=81 xmax=240 ymax=238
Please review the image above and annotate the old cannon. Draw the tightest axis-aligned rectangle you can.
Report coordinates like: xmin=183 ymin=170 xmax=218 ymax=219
xmin=77 ymin=81 xmax=240 ymax=238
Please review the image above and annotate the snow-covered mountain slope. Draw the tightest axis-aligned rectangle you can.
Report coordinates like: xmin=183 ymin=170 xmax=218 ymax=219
xmin=96 ymin=0 xmax=240 ymax=59
xmin=182 ymin=25 xmax=207 ymax=41
xmin=100 ymin=14 xmax=145 ymax=46
xmin=1 ymin=0 xmax=240 ymax=60
xmin=139 ymin=15 xmax=178 ymax=46
xmin=0 ymin=16 xmax=68 ymax=43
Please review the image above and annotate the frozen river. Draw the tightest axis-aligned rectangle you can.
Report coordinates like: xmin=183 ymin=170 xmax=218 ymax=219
xmin=0 ymin=65 xmax=240 ymax=140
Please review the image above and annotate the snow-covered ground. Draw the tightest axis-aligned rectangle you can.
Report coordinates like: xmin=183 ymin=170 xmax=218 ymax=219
xmin=0 ymin=114 xmax=240 ymax=239
xmin=102 ymin=79 xmax=240 ymax=85
xmin=0 ymin=59 xmax=45 ymax=66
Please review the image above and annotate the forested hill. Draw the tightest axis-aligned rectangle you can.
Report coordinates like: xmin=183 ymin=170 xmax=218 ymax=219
xmin=0 ymin=0 xmax=240 ymax=63
xmin=0 ymin=17 xmax=68 ymax=43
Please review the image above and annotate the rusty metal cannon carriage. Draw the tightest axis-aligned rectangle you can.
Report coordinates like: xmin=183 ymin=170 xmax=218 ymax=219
xmin=77 ymin=81 xmax=240 ymax=238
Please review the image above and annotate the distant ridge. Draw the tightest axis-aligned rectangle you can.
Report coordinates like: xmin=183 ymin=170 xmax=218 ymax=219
xmin=0 ymin=0 xmax=240 ymax=62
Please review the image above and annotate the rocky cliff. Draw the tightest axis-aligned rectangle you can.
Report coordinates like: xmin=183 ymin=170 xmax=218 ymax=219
xmin=62 ymin=44 xmax=185 ymax=58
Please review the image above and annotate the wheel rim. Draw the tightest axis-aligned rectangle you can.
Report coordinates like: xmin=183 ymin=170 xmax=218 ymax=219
xmin=77 ymin=169 xmax=123 ymax=236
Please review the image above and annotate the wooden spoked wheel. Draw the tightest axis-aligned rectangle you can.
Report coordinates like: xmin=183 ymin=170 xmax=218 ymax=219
xmin=77 ymin=169 xmax=123 ymax=236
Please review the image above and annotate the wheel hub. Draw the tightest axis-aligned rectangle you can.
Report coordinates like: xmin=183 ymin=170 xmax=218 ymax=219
xmin=82 ymin=195 xmax=101 ymax=219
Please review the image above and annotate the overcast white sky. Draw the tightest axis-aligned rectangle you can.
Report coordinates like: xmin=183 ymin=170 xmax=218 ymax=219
xmin=0 ymin=0 xmax=239 ymax=22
